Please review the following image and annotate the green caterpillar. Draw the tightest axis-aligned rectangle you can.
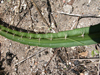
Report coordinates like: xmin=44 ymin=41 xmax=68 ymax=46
xmin=0 ymin=20 xmax=100 ymax=48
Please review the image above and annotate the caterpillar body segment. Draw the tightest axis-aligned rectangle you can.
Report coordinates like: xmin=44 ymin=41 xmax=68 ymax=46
xmin=0 ymin=23 xmax=100 ymax=48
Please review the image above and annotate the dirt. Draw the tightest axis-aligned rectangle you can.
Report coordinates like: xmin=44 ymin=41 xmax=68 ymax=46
xmin=0 ymin=0 xmax=100 ymax=75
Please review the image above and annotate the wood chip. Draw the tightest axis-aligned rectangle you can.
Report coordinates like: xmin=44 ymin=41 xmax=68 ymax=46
xmin=79 ymin=51 xmax=88 ymax=57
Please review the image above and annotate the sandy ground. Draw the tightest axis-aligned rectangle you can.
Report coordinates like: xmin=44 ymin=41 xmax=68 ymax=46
xmin=0 ymin=0 xmax=100 ymax=75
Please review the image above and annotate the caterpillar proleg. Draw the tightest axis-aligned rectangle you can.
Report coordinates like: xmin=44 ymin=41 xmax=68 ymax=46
xmin=65 ymin=34 xmax=67 ymax=40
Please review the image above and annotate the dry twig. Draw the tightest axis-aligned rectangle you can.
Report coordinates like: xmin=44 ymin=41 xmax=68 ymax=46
xmin=57 ymin=11 xmax=100 ymax=18
xmin=31 ymin=0 xmax=50 ymax=27
xmin=71 ymin=58 xmax=100 ymax=61
xmin=25 ymin=0 xmax=34 ymax=25
xmin=70 ymin=17 xmax=80 ymax=29
xmin=45 ymin=48 xmax=60 ymax=68
xmin=14 ymin=48 xmax=47 ymax=66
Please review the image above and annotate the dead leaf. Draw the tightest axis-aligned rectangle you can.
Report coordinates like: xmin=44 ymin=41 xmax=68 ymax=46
xmin=79 ymin=51 xmax=88 ymax=57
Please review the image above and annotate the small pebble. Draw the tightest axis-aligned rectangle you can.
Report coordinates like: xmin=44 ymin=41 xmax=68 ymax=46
xmin=29 ymin=25 xmax=31 ymax=28
xmin=1 ymin=51 xmax=4 ymax=53
xmin=1 ymin=0 xmax=4 ymax=3
xmin=25 ymin=47 xmax=27 ymax=49
xmin=44 ymin=62 xmax=48 ymax=66
xmin=14 ymin=68 xmax=17 ymax=71
xmin=51 ymin=22 xmax=55 ymax=28
xmin=10 ymin=43 xmax=12 ymax=46
xmin=42 ymin=70 xmax=45 ymax=74
xmin=22 ymin=57 xmax=24 ymax=59
xmin=42 ymin=12 xmax=44 ymax=15
xmin=30 ymin=68 xmax=33 ymax=71
xmin=84 ymin=71 xmax=89 ymax=75
xmin=69 ymin=62 xmax=71 ymax=65
xmin=71 ymin=46 xmax=76 ymax=50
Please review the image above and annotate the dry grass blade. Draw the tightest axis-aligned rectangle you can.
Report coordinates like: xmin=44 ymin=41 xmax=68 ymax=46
xmin=25 ymin=0 xmax=34 ymax=24
xmin=57 ymin=11 xmax=100 ymax=18
xmin=14 ymin=48 xmax=47 ymax=66
xmin=45 ymin=48 xmax=60 ymax=68
xmin=71 ymin=58 xmax=99 ymax=60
